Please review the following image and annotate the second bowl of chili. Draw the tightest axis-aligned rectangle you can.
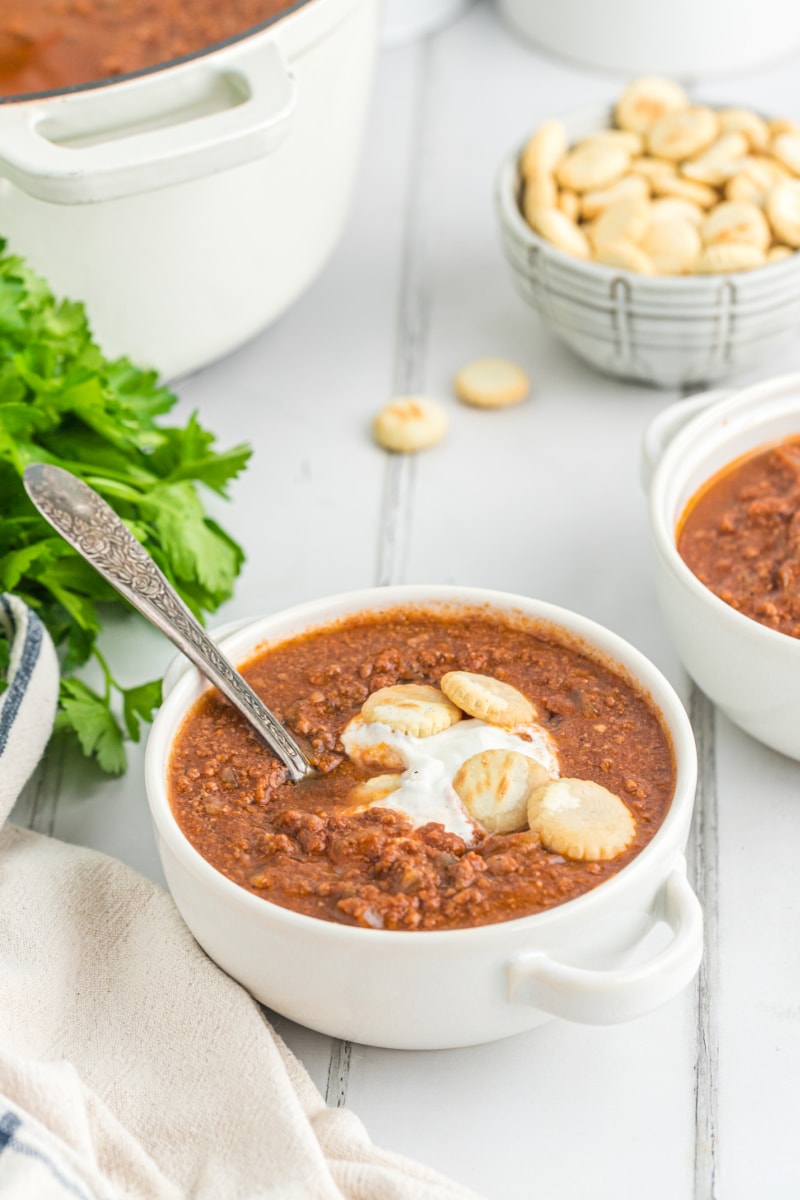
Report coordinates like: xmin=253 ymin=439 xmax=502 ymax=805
xmin=646 ymin=371 xmax=800 ymax=760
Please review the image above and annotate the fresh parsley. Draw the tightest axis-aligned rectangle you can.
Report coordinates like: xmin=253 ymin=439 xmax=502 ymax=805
xmin=0 ymin=240 xmax=251 ymax=773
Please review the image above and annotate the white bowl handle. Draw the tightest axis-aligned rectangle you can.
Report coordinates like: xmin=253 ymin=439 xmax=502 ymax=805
xmin=0 ymin=39 xmax=297 ymax=204
xmin=640 ymin=388 xmax=733 ymax=492
xmin=507 ymin=865 xmax=703 ymax=1024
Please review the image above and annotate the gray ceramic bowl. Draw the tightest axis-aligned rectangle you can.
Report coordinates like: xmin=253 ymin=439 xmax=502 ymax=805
xmin=496 ymin=105 xmax=800 ymax=388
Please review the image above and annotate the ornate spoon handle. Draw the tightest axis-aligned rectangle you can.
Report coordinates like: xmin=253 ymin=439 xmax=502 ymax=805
xmin=24 ymin=463 xmax=313 ymax=783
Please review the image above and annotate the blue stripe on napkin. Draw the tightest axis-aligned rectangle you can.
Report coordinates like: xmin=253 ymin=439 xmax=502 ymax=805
xmin=0 ymin=1109 xmax=94 ymax=1200
xmin=0 ymin=595 xmax=45 ymax=758
xmin=0 ymin=1110 xmax=20 ymax=1150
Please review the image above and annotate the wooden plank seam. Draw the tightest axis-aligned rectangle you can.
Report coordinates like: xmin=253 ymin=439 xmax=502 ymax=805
xmin=327 ymin=37 xmax=437 ymax=1108
xmin=688 ymin=684 xmax=720 ymax=1200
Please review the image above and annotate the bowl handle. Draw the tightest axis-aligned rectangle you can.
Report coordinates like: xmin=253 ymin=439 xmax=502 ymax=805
xmin=0 ymin=39 xmax=297 ymax=204
xmin=640 ymin=388 xmax=732 ymax=492
xmin=507 ymin=864 xmax=703 ymax=1024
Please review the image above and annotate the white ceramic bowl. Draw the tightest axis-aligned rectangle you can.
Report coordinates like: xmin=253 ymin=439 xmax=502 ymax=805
xmin=645 ymin=372 xmax=800 ymax=759
xmin=495 ymin=106 xmax=800 ymax=388
xmin=495 ymin=0 xmax=800 ymax=76
xmin=0 ymin=0 xmax=379 ymax=379
xmin=381 ymin=0 xmax=474 ymax=44
xmin=145 ymin=585 xmax=702 ymax=1049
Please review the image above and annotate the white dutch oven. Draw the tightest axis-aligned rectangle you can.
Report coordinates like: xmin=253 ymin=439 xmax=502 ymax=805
xmin=0 ymin=0 xmax=379 ymax=379
xmin=145 ymin=585 xmax=702 ymax=1050
xmin=645 ymin=373 xmax=800 ymax=761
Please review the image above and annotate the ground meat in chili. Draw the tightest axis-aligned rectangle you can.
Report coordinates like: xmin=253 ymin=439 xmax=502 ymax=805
xmin=677 ymin=436 xmax=800 ymax=638
xmin=168 ymin=606 xmax=676 ymax=931
xmin=0 ymin=0 xmax=297 ymax=97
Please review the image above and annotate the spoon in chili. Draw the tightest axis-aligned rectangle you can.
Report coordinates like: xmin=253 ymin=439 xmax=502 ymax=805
xmin=23 ymin=463 xmax=315 ymax=783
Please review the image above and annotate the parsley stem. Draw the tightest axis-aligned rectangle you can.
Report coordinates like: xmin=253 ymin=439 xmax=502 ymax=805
xmin=92 ymin=646 xmax=115 ymax=705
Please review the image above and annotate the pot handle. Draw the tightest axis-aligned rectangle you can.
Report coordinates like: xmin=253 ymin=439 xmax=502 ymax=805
xmin=640 ymin=388 xmax=732 ymax=492
xmin=507 ymin=865 xmax=703 ymax=1025
xmin=0 ymin=39 xmax=297 ymax=204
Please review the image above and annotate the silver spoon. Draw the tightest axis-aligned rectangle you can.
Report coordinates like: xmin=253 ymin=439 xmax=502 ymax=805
xmin=23 ymin=463 xmax=315 ymax=783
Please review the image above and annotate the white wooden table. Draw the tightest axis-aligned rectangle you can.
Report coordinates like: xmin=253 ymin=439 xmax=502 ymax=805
xmin=14 ymin=5 xmax=800 ymax=1196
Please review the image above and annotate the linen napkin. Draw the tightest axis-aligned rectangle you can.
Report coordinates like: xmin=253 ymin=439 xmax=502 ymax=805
xmin=0 ymin=595 xmax=479 ymax=1200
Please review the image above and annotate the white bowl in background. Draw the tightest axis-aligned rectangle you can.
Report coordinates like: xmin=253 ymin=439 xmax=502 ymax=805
xmin=645 ymin=372 xmax=800 ymax=759
xmin=495 ymin=107 xmax=800 ymax=388
xmin=145 ymin=584 xmax=701 ymax=1049
xmin=495 ymin=0 xmax=800 ymax=76
xmin=382 ymin=0 xmax=474 ymax=44
xmin=0 ymin=0 xmax=380 ymax=380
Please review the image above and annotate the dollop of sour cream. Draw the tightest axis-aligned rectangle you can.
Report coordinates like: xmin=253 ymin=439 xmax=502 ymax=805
xmin=341 ymin=716 xmax=560 ymax=844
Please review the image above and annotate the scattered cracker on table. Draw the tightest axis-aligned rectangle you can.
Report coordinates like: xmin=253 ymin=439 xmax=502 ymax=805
xmin=373 ymin=395 xmax=447 ymax=452
xmin=518 ymin=77 xmax=800 ymax=275
xmin=453 ymin=358 xmax=530 ymax=409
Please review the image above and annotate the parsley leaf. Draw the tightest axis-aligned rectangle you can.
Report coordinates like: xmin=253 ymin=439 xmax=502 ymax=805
xmin=123 ymin=680 xmax=164 ymax=743
xmin=57 ymin=678 xmax=127 ymax=775
xmin=140 ymin=482 xmax=242 ymax=598
xmin=0 ymin=240 xmax=251 ymax=773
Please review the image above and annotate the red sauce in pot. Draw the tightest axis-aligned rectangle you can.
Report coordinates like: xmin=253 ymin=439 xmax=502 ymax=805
xmin=0 ymin=0 xmax=299 ymax=97
xmin=677 ymin=436 xmax=800 ymax=638
xmin=167 ymin=605 xmax=676 ymax=931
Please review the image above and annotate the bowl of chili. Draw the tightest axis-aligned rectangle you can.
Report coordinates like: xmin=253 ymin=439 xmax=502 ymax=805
xmin=145 ymin=584 xmax=701 ymax=1049
xmin=646 ymin=371 xmax=800 ymax=759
